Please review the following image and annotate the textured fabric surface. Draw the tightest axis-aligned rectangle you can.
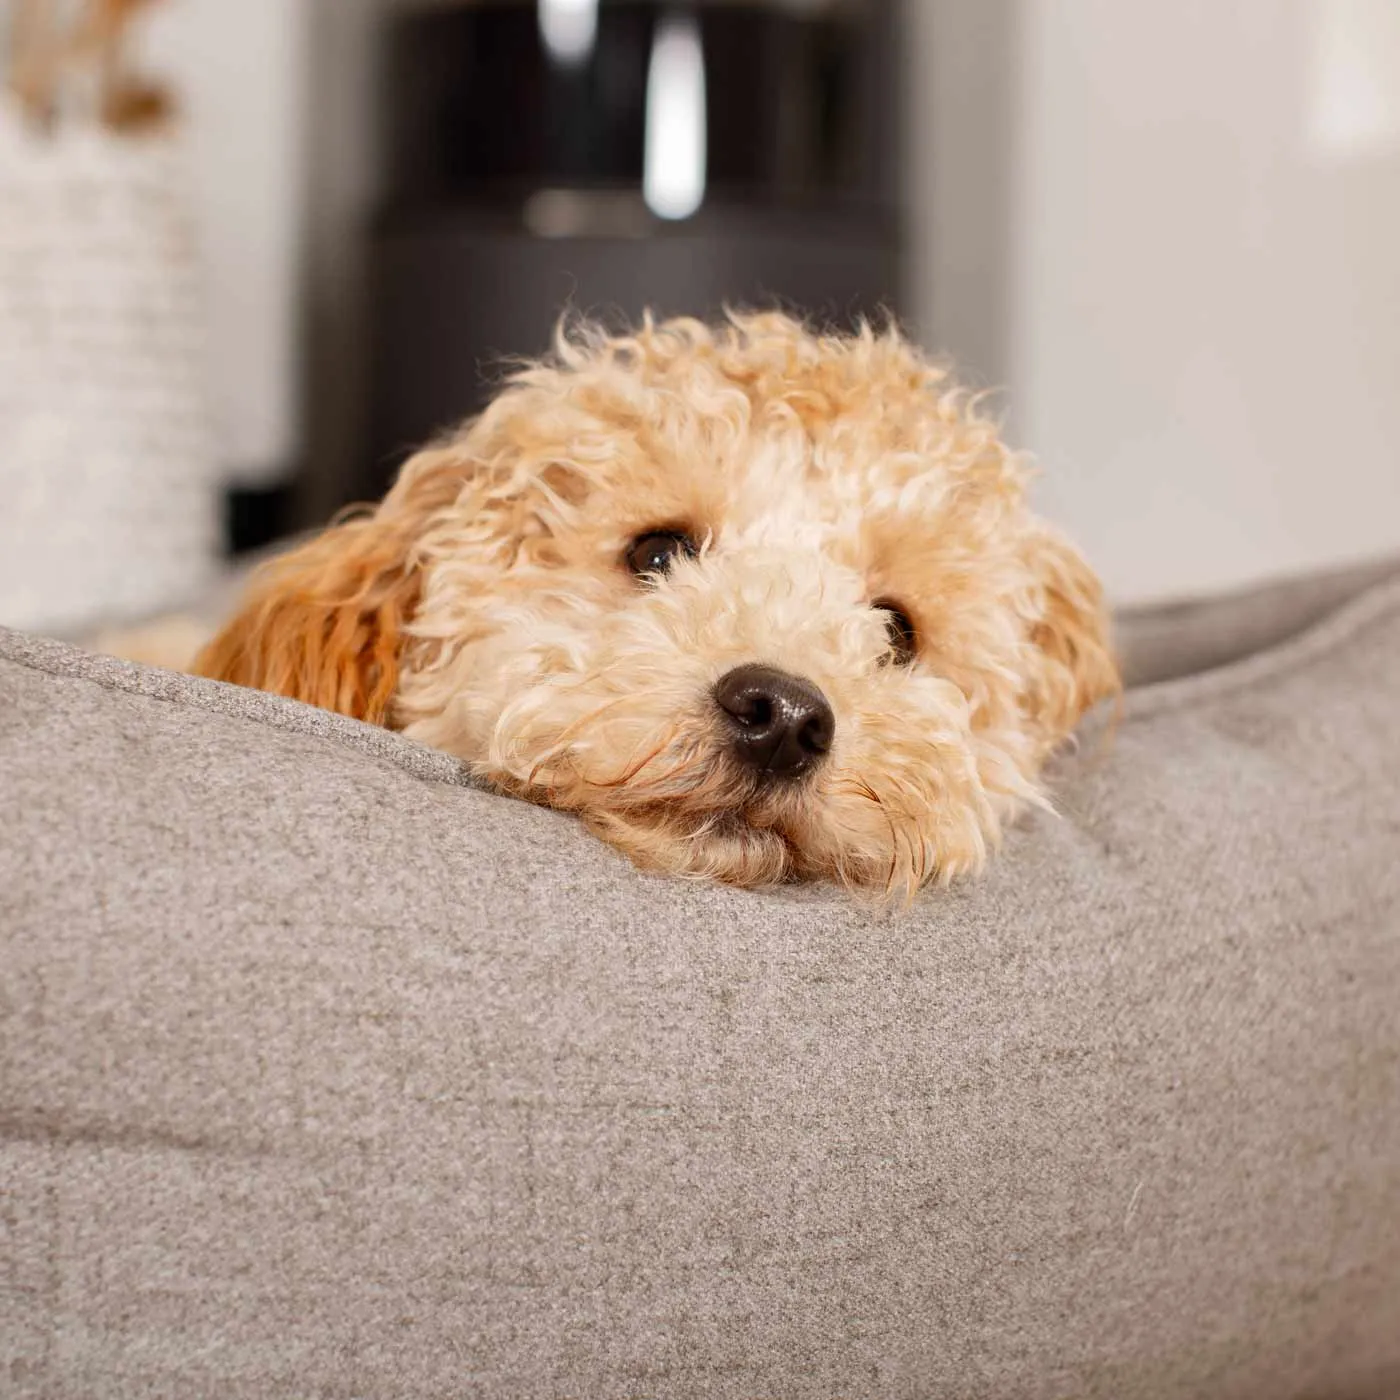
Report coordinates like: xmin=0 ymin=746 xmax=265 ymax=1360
xmin=2 ymin=573 xmax=1400 ymax=1400
xmin=1116 ymin=552 xmax=1400 ymax=687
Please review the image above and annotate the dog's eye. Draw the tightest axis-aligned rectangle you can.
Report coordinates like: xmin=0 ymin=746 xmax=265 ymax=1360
xmin=873 ymin=598 xmax=918 ymax=665
xmin=625 ymin=530 xmax=698 ymax=578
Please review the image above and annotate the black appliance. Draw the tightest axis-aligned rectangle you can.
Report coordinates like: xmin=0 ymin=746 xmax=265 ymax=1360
xmin=366 ymin=0 xmax=902 ymax=498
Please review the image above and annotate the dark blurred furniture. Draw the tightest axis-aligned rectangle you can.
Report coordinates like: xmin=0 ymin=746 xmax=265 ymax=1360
xmin=364 ymin=0 xmax=902 ymax=500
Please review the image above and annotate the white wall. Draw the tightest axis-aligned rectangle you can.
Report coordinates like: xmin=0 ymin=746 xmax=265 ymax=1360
xmin=145 ymin=0 xmax=398 ymax=511
xmin=912 ymin=0 xmax=1400 ymax=605
xmin=143 ymin=0 xmax=311 ymax=486
xmin=904 ymin=0 xmax=1018 ymax=399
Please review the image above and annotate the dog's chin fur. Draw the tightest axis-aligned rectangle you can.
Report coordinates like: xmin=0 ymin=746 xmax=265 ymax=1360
xmin=193 ymin=312 xmax=1119 ymax=900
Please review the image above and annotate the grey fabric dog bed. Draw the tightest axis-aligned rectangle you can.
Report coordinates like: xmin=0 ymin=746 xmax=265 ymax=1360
xmin=3 ymin=560 xmax=1399 ymax=1400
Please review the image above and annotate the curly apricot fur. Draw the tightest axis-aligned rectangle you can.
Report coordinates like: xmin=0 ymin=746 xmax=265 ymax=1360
xmin=197 ymin=312 xmax=1118 ymax=897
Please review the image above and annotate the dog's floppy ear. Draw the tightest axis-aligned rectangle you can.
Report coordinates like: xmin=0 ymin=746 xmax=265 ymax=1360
xmin=1019 ymin=522 xmax=1120 ymax=747
xmin=193 ymin=449 xmax=468 ymax=724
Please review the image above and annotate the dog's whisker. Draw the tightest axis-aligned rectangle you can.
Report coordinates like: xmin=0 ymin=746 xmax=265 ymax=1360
xmin=520 ymin=687 xmax=683 ymax=787
xmin=592 ymin=733 xmax=685 ymax=790
xmin=635 ymin=751 xmax=711 ymax=793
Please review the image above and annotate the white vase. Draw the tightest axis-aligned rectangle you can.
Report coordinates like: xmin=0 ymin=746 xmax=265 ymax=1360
xmin=0 ymin=95 xmax=218 ymax=635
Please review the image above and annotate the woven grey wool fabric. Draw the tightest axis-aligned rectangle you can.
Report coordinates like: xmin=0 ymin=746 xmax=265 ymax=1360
xmin=2 ymin=573 xmax=1399 ymax=1400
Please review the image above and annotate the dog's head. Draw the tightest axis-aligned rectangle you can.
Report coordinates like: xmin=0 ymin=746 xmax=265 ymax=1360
xmin=199 ymin=313 xmax=1117 ymax=896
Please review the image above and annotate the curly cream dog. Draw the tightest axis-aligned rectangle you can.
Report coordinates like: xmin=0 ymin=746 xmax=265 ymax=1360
xmin=197 ymin=313 xmax=1118 ymax=897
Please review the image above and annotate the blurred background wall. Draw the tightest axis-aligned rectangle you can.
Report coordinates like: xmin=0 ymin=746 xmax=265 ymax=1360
xmin=141 ymin=0 xmax=311 ymax=491
xmin=915 ymin=0 xmax=1400 ymax=604
xmin=125 ymin=0 xmax=1400 ymax=605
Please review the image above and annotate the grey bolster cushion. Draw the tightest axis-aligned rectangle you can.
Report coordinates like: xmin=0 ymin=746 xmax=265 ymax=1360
xmin=2 ymin=566 xmax=1399 ymax=1399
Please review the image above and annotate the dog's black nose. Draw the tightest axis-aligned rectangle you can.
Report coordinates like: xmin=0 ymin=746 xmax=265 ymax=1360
xmin=713 ymin=664 xmax=835 ymax=778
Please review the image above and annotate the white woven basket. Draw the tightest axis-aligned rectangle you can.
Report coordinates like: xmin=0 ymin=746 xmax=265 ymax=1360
xmin=0 ymin=93 xmax=217 ymax=636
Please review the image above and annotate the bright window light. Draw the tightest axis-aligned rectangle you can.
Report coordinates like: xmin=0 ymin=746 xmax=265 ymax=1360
xmin=643 ymin=13 xmax=708 ymax=221
xmin=1305 ymin=0 xmax=1400 ymax=158
xmin=538 ymin=0 xmax=598 ymax=68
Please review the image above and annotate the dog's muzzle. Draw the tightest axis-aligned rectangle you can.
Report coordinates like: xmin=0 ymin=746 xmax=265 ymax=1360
xmin=713 ymin=664 xmax=834 ymax=780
